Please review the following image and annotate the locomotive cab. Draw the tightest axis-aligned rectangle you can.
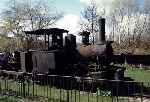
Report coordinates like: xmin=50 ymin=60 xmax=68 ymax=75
xmin=21 ymin=28 xmax=72 ymax=74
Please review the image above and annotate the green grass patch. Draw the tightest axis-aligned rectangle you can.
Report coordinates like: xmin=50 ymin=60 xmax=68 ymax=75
xmin=0 ymin=96 xmax=19 ymax=102
xmin=1 ymin=68 xmax=150 ymax=102
xmin=0 ymin=78 xmax=132 ymax=102
xmin=125 ymin=68 xmax=150 ymax=82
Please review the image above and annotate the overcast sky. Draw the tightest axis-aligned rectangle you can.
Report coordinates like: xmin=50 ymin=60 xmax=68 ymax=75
xmin=0 ymin=0 xmax=144 ymax=34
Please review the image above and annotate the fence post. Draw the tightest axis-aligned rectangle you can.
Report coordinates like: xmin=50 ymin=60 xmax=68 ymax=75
xmin=64 ymin=76 xmax=71 ymax=102
xmin=22 ymin=73 xmax=26 ymax=98
xmin=116 ymin=80 xmax=119 ymax=102
xmin=141 ymin=82 xmax=143 ymax=102
xmin=0 ymin=79 xmax=1 ymax=93
xmin=23 ymin=80 xmax=26 ymax=98
xmin=32 ymin=74 xmax=35 ymax=97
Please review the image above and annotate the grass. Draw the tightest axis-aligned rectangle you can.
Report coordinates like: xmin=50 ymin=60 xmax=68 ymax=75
xmin=0 ymin=96 xmax=50 ymax=102
xmin=0 ymin=96 xmax=130 ymax=102
xmin=0 ymin=67 xmax=150 ymax=102
xmin=0 ymin=96 xmax=19 ymax=102
xmin=0 ymin=78 xmax=132 ymax=102
xmin=125 ymin=67 xmax=150 ymax=82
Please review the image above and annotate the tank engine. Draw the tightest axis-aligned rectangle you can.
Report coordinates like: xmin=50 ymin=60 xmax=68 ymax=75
xmin=0 ymin=18 xmax=124 ymax=80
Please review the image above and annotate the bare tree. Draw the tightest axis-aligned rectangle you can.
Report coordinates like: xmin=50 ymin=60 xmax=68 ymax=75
xmin=2 ymin=0 xmax=62 ymax=49
xmin=80 ymin=0 xmax=103 ymax=44
xmin=108 ymin=0 xmax=150 ymax=54
xmin=143 ymin=0 xmax=150 ymax=14
xmin=2 ymin=0 xmax=62 ymax=36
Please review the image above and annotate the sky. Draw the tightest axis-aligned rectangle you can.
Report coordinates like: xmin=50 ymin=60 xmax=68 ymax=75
xmin=0 ymin=0 xmax=84 ymax=34
xmin=54 ymin=0 xmax=143 ymax=34
xmin=53 ymin=0 xmax=84 ymax=34
xmin=0 ymin=0 xmax=144 ymax=34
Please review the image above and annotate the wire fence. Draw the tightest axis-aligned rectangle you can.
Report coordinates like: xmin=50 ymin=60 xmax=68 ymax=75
xmin=0 ymin=70 xmax=150 ymax=102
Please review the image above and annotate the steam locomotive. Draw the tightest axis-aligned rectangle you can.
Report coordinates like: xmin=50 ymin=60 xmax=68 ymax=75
xmin=0 ymin=18 xmax=125 ymax=80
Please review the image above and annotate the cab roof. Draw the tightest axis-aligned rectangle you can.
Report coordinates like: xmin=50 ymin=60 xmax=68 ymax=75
xmin=24 ymin=28 xmax=68 ymax=35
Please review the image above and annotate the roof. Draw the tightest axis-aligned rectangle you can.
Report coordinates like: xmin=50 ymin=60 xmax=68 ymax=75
xmin=24 ymin=28 xmax=69 ymax=35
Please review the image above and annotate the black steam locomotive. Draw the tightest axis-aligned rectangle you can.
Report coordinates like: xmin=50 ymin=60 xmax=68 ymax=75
xmin=0 ymin=18 xmax=125 ymax=80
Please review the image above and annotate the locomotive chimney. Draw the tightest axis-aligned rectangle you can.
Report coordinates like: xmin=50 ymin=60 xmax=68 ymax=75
xmin=97 ymin=18 xmax=106 ymax=44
